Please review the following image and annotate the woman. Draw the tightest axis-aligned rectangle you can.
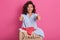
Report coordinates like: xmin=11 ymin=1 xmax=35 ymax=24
xmin=19 ymin=1 xmax=44 ymax=40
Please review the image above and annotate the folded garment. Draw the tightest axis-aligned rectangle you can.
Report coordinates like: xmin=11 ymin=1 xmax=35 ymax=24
xmin=22 ymin=27 xmax=35 ymax=35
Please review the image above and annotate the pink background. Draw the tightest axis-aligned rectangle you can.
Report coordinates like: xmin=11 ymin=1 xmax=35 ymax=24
xmin=0 ymin=0 xmax=60 ymax=40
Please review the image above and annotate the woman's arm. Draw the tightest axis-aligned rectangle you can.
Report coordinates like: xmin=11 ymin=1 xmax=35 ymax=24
xmin=36 ymin=15 xmax=41 ymax=20
xmin=35 ymin=14 xmax=41 ymax=20
xmin=19 ymin=15 xmax=24 ymax=21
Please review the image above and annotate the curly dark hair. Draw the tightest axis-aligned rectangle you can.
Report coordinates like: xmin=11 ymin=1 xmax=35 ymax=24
xmin=22 ymin=1 xmax=36 ymax=15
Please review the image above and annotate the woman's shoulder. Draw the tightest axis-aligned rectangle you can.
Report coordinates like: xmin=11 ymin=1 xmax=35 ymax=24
xmin=21 ymin=14 xmax=26 ymax=17
xmin=33 ymin=13 xmax=38 ymax=16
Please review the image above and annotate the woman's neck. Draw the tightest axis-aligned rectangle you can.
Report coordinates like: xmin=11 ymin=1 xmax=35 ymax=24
xmin=28 ymin=13 xmax=33 ymax=17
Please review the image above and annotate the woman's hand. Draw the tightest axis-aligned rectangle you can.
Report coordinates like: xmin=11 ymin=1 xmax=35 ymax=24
xmin=37 ymin=15 xmax=41 ymax=20
xmin=19 ymin=15 xmax=24 ymax=21
xmin=35 ymin=15 xmax=41 ymax=21
xmin=34 ymin=14 xmax=41 ymax=21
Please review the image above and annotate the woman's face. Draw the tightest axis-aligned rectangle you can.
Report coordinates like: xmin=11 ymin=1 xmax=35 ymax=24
xmin=27 ymin=4 xmax=33 ymax=13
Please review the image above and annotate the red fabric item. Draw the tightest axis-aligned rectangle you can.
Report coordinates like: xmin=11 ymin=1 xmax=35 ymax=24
xmin=22 ymin=27 xmax=35 ymax=35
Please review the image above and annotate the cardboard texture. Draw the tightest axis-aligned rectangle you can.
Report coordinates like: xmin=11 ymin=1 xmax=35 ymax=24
xmin=19 ymin=32 xmax=41 ymax=40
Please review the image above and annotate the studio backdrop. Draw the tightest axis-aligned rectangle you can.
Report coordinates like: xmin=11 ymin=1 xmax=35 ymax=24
xmin=0 ymin=0 xmax=60 ymax=40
